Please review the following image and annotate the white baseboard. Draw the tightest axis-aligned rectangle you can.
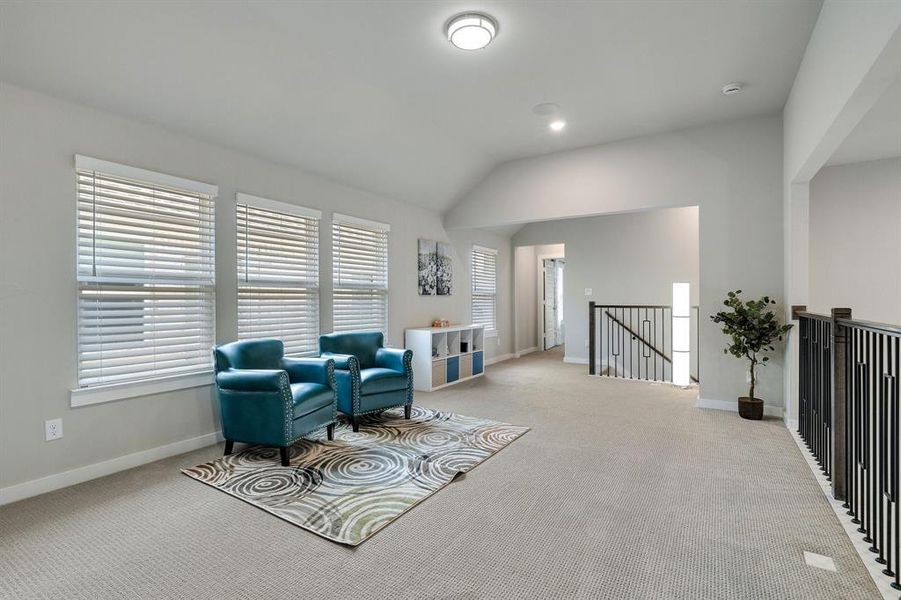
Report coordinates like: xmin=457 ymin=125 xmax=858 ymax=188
xmin=486 ymin=353 xmax=514 ymax=365
xmin=696 ymin=397 xmax=784 ymax=418
xmin=785 ymin=418 xmax=799 ymax=430
xmin=563 ymin=356 xmax=589 ymax=365
xmin=0 ymin=430 xmax=223 ymax=506
xmin=514 ymin=347 xmax=538 ymax=358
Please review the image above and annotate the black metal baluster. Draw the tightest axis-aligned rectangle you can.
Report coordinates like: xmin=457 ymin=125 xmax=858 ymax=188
xmin=863 ymin=330 xmax=872 ymax=543
xmin=605 ymin=308 xmax=610 ymax=378
xmin=817 ymin=319 xmax=824 ymax=468
xmin=876 ymin=337 xmax=884 ymax=559
xmin=619 ymin=307 xmax=623 ymax=378
xmin=879 ymin=366 xmax=890 ymax=566
xmin=852 ymin=328 xmax=862 ymax=524
xmin=844 ymin=319 xmax=852 ymax=512
xmin=883 ymin=337 xmax=901 ymax=589
xmin=629 ymin=307 xmax=634 ymax=380
xmin=651 ymin=308 xmax=659 ymax=381
xmin=886 ymin=368 xmax=897 ymax=578
xmin=799 ymin=317 xmax=805 ymax=439
xmin=826 ymin=320 xmax=832 ymax=479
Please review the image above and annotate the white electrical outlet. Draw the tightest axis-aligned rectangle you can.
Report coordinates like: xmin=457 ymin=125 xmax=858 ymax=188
xmin=584 ymin=288 xmax=592 ymax=296
xmin=45 ymin=418 xmax=63 ymax=441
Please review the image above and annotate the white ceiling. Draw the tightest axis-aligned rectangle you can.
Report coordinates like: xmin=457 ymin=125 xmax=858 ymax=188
xmin=0 ymin=1 xmax=821 ymax=213
xmin=827 ymin=74 xmax=901 ymax=167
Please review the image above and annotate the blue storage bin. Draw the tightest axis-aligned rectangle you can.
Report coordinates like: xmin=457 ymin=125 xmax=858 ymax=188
xmin=472 ymin=351 xmax=483 ymax=375
xmin=447 ymin=355 xmax=460 ymax=382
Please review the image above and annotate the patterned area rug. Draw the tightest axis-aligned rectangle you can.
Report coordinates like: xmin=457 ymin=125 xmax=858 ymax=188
xmin=182 ymin=406 xmax=528 ymax=546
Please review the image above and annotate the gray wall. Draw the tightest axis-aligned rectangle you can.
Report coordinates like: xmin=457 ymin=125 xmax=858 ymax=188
xmin=0 ymin=83 xmax=512 ymax=490
xmin=809 ymin=158 xmax=901 ymax=324
xmin=514 ymin=208 xmax=699 ymax=363
xmin=514 ymin=245 xmax=537 ymax=353
xmin=446 ymin=115 xmax=786 ymax=408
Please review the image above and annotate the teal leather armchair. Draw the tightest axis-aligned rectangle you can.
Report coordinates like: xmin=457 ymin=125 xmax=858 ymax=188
xmin=319 ymin=332 xmax=413 ymax=432
xmin=214 ymin=339 xmax=337 ymax=466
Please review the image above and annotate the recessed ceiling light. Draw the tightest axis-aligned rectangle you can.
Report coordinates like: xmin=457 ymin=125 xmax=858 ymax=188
xmin=532 ymin=102 xmax=560 ymax=116
xmin=722 ymin=82 xmax=743 ymax=96
xmin=549 ymin=120 xmax=566 ymax=132
xmin=446 ymin=13 xmax=498 ymax=51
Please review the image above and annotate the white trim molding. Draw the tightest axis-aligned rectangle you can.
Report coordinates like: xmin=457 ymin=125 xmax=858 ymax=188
xmin=486 ymin=352 xmax=514 ymax=365
xmin=236 ymin=192 xmax=321 ymax=219
xmin=0 ymin=431 xmax=224 ymax=506
xmin=332 ymin=212 xmax=390 ymax=231
xmin=515 ymin=346 xmax=538 ymax=358
xmin=75 ymin=155 xmax=218 ymax=197
xmin=71 ymin=371 xmax=214 ymax=408
xmin=696 ymin=397 xmax=784 ymax=418
xmin=563 ymin=355 xmax=589 ymax=365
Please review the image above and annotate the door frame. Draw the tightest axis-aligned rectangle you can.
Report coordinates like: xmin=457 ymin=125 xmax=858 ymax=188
xmin=537 ymin=252 xmax=565 ymax=351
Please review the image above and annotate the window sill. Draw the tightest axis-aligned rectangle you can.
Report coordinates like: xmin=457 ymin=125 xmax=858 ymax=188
xmin=70 ymin=371 xmax=214 ymax=408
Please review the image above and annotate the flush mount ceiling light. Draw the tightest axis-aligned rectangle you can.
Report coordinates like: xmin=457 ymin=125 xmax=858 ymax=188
xmin=446 ymin=12 xmax=498 ymax=50
xmin=549 ymin=120 xmax=566 ymax=132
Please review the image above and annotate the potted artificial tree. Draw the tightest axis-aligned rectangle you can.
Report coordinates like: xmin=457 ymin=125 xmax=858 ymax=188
xmin=711 ymin=290 xmax=792 ymax=420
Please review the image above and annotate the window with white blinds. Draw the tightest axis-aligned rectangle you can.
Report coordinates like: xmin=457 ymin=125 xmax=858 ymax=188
xmin=237 ymin=194 xmax=320 ymax=356
xmin=472 ymin=245 xmax=498 ymax=333
xmin=332 ymin=214 xmax=389 ymax=333
xmin=75 ymin=156 xmax=217 ymax=388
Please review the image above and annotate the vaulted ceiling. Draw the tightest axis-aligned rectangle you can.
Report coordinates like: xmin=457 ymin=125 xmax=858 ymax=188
xmin=0 ymin=1 xmax=821 ymax=212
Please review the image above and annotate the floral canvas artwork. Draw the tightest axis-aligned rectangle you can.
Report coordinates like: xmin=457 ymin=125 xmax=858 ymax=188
xmin=418 ymin=239 xmax=453 ymax=295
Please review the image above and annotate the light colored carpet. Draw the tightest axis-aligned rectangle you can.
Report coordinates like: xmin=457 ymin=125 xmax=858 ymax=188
xmin=182 ymin=406 xmax=528 ymax=545
xmin=0 ymin=350 xmax=879 ymax=599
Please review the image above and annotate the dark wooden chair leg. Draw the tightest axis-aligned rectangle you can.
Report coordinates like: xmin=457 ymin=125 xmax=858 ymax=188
xmin=224 ymin=440 xmax=234 ymax=456
xmin=352 ymin=416 xmax=359 ymax=433
xmin=327 ymin=423 xmax=335 ymax=440
xmin=404 ymin=404 xmax=412 ymax=420
xmin=280 ymin=447 xmax=290 ymax=467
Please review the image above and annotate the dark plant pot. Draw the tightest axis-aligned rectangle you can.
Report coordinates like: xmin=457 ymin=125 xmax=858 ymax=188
xmin=738 ymin=396 xmax=764 ymax=420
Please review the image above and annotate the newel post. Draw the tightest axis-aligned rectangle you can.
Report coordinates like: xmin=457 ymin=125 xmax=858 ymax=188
xmin=588 ymin=301 xmax=596 ymax=375
xmin=831 ymin=307 xmax=851 ymax=501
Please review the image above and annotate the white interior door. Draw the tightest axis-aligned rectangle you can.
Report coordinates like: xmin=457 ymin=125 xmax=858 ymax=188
xmin=543 ymin=259 xmax=558 ymax=350
xmin=555 ymin=260 xmax=564 ymax=344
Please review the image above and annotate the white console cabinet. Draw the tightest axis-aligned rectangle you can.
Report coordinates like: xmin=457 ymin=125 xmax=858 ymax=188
xmin=405 ymin=324 xmax=485 ymax=391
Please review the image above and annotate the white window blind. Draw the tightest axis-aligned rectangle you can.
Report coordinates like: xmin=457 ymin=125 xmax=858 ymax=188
xmin=332 ymin=214 xmax=389 ymax=333
xmin=237 ymin=194 xmax=320 ymax=356
xmin=472 ymin=245 xmax=498 ymax=333
xmin=75 ymin=156 xmax=217 ymax=388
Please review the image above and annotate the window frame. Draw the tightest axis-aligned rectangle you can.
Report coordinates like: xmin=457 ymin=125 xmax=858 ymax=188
xmin=331 ymin=213 xmax=390 ymax=335
xmin=235 ymin=193 xmax=322 ymax=356
xmin=471 ymin=244 xmax=498 ymax=336
xmin=70 ymin=156 xmax=218 ymax=407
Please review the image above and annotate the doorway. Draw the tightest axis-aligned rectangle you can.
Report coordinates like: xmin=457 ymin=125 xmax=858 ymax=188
xmin=542 ymin=258 xmax=565 ymax=350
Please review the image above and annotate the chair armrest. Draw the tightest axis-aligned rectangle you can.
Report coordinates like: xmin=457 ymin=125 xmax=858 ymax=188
xmin=216 ymin=369 xmax=287 ymax=392
xmin=321 ymin=353 xmax=359 ymax=373
xmin=282 ymin=357 xmax=335 ymax=388
xmin=375 ymin=348 xmax=412 ymax=374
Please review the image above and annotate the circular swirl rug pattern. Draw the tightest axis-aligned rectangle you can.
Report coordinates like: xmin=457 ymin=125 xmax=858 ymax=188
xmin=181 ymin=406 xmax=529 ymax=546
